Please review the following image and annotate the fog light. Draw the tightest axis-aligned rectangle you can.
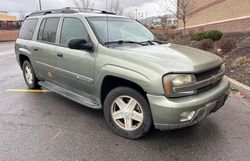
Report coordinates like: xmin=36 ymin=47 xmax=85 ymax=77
xmin=180 ymin=111 xmax=196 ymax=122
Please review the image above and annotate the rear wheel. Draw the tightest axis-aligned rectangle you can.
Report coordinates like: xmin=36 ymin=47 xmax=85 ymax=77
xmin=22 ymin=60 xmax=40 ymax=89
xmin=103 ymin=87 xmax=152 ymax=139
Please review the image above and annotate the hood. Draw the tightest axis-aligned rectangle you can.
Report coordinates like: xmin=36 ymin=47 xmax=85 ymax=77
xmin=117 ymin=44 xmax=223 ymax=74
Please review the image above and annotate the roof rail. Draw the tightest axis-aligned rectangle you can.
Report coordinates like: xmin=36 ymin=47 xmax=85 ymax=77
xmin=25 ymin=7 xmax=115 ymax=19
xmin=64 ymin=7 xmax=116 ymax=15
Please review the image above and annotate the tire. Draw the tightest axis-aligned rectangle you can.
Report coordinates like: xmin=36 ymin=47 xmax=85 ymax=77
xmin=22 ymin=60 xmax=40 ymax=89
xmin=103 ymin=87 xmax=152 ymax=139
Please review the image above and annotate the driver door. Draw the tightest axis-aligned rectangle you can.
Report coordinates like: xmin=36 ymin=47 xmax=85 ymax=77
xmin=55 ymin=17 xmax=95 ymax=94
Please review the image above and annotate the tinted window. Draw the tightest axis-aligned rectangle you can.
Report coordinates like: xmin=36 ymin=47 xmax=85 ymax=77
xmin=38 ymin=17 xmax=59 ymax=43
xmin=37 ymin=19 xmax=46 ymax=41
xmin=19 ymin=19 xmax=38 ymax=40
xmin=60 ymin=18 xmax=89 ymax=46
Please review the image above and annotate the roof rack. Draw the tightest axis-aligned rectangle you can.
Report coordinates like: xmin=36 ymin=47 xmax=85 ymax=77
xmin=26 ymin=7 xmax=115 ymax=19
xmin=65 ymin=7 xmax=116 ymax=15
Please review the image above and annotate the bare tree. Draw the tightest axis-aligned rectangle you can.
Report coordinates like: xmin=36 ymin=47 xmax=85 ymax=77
xmin=159 ymin=15 xmax=169 ymax=30
xmin=73 ymin=0 xmax=94 ymax=11
xmin=159 ymin=0 xmax=196 ymax=34
xmin=124 ymin=9 xmax=136 ymax=19
xmin=109 ymin=0 xmax=124 ymax=15
xmin=18 ymin=11 xmax=26 ymax=20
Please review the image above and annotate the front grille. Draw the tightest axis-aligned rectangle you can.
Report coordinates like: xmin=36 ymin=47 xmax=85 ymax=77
xmin=196 ymin=65 xmax=223 ymax=94
xmin=197 ymin=80 xmax=221 ymax=93
xmin=195 ymin=66 xmax=221 ymax=82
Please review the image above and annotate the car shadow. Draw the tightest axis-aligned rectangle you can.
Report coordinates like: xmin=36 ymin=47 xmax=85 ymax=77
xmin=40 ymin=92 xmax=226 ymax=145
xmin=138 ymin=118 xmax=227 ymax=156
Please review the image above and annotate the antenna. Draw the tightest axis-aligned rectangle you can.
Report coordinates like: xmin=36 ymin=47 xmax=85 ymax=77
xmin=38 ymin=0 xmax=42 ymax=10
xmin=106 ymin=0 xmax=110 ymax=47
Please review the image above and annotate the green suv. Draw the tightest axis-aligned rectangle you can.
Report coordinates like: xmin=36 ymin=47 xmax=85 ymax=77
xmin=15 ymin=8 xmax=230 ymax=139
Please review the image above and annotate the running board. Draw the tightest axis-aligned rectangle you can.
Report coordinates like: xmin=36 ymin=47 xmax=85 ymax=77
xmin=39 ymin=81 xmax=102 ymax=109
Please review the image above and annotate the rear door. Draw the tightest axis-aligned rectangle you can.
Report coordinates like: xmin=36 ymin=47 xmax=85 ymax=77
xmin=55 ymin=17 xmax=95 ymax=94
xmin=33 ymin=17 xmax=60 ymax=83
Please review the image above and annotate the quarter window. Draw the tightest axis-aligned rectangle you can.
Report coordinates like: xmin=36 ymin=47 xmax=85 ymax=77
xmin=19 ymin=19 xmax=38 ymax=40
xmin=60 ymin=18 xmax=89 ymax=46
xmin=38 ymin=17 xmax=59 ymax=43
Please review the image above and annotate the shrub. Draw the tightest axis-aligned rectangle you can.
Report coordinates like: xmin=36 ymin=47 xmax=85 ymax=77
xmin=192 ymin=39 xmax=214 ymax=51
xmin=192 ymin=32 xmax=204 ymax=41
xmin=192 ymin=30 xmax=223 ymax=41
xmin=204 ymin=30 xmax=223 ymax=41
xmin=217 ymin=38 xmax=237 ymax=52
xmin=234 ymin=56 xmax=250 ymax=65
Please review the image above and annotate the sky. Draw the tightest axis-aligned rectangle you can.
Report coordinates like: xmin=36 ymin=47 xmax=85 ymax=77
xmin=0 ymin=0 xmax=165 ymax=19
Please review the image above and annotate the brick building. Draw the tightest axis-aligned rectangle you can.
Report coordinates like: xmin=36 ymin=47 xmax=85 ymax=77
xmin=177 ymin=0 xmax=250 ymax=33
xmin=0 ymin=11 xmax=16 ymax=21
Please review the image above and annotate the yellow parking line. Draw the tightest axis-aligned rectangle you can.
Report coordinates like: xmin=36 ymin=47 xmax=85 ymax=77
xmin=6 ymin=89 xmax=50 ymax=93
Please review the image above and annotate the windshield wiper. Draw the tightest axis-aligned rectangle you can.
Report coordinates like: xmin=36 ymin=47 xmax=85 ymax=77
xmin=104 ymin=40 xmax=147 ymax=46
xmin=140 ymin=40 xmax=164 ymax=45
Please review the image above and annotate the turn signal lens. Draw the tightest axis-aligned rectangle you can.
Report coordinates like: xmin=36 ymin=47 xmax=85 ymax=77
xmin=163 ymin=76 xmax=171 ymax=96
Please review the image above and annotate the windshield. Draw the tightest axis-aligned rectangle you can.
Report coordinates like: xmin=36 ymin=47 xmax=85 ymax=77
xmin=87 ymin=17 xmax=155 ymax=45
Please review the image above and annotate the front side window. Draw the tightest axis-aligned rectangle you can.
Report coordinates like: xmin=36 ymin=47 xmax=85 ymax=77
xmin=19 ymin=19 xmax=38 ymax=40
xmin=38 ymin=17 xmax=59 ymax=43
xmin=87 ymin=17 xmax=154 ymax=44
xmin=60 ymin=18 xmax=89 ymax=46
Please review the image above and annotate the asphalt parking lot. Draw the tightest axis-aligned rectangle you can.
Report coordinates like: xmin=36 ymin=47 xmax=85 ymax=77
xmin=0 ymin=41 xmax=250 ymax=161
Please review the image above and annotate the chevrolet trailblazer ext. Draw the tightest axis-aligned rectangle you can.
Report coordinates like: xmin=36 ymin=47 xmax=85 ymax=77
xmin=15 ymin=8 xmax=230 ymax=139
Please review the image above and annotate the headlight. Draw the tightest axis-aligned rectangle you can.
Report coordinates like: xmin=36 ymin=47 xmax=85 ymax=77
xmin=172 ymin=74 xmax=195 ymax=86
xmin=163 ymin=74 xmax=196 ymax=97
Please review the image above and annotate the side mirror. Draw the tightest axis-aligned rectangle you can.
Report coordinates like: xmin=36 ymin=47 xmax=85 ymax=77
xmin=68 ymin=39 xmax=93 ymax=51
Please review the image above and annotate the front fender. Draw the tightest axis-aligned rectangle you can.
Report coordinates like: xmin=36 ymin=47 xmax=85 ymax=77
xmin=93 ymin=64 xmax=163 ymax=99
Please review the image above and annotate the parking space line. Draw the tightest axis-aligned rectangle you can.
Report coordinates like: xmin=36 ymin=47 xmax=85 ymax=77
xmin=6 ymin=89 xmax=50 ymax=93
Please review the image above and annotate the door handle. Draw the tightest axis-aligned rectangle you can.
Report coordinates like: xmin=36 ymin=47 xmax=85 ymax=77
xmin=33 ymin=48 xmax=38 ymax=51
xmin=57 ymin=53 xmax=63 ymax=58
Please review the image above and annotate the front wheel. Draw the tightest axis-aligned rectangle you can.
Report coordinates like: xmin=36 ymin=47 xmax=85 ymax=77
xmin=103 ymin=87 xmax=152 ymax=139
xmin=22 ymin=60 xmax=40 ymax=89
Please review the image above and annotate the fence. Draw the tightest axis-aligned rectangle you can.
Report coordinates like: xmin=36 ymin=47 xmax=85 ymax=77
xmin=0 ymin=20 xmax=22 ymax=41
xmin=0 ymin=30 xmax=19 ymax=41
xmin=0 ymin=20 xmax=23 ymax=30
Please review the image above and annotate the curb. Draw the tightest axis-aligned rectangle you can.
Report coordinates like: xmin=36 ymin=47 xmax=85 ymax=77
xmin=0 ymin=40 xmax=16 ymax=43
xmin=226 ymin=76 xmax=250 ymax=99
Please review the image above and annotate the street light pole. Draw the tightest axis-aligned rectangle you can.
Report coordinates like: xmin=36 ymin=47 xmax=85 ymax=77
xmin=135 ymin=9 xmax=138 ymax=20
xmin=39 ymin=0 xmax=42 ymax=11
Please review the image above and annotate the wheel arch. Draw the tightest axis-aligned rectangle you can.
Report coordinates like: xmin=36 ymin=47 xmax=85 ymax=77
xmin=19 ymin=54 xmax=31 ymax=68
xmin=94 ymin=65 xmax=151 ymax=106
xmin=100 ymin=75 xmax=149 ymax=105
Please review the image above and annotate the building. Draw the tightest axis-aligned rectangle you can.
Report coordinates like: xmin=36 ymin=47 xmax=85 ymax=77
xmin=0 ymin=11 xmax=19 ymax=29
xmin=177 ymin=0 xmax=250 ymax=33
xmin=151 ymin=15 xmax=177 ymax=29
xmin=0 ymin=11 xmax=16 ymax=21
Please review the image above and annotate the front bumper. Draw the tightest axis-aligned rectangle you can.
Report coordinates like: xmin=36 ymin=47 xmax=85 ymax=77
xmin=147 ymin=77 xmax=230 ymax=130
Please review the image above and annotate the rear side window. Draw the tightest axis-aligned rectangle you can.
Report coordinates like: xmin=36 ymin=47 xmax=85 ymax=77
xmin=38 ymin=17 xmax=59 ymax=43
xmin=19 ymin=19 xmax=38 ymax=40
xmin=60 ymin=18 xmax=89 ymax=46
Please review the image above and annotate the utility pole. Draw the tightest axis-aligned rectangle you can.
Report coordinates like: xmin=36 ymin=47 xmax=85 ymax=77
xmin=135 ymin=9 xmax=138 ymax=20
xmin=141 ymin=13 xmax=144 ymax=24
xmin=39 ymin=0 xmax=42 ymax=11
